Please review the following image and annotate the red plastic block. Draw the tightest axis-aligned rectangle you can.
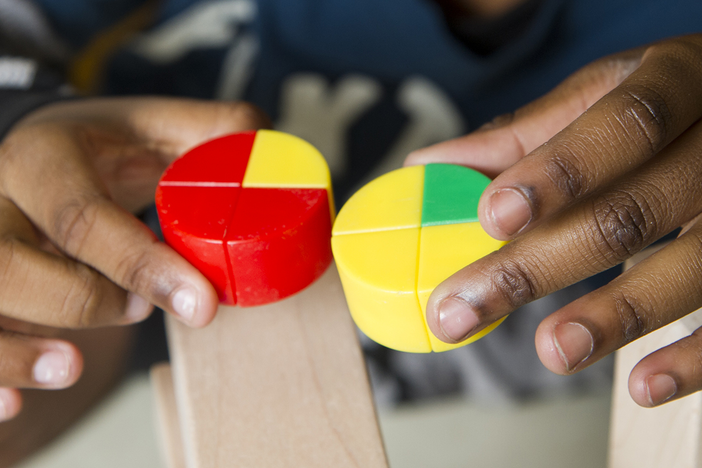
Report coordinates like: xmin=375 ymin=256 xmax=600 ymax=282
xmin=226 ymin=188 xmax=333 ymax=306
xmin=156 ymin=185 xmax=239 ymax=304
xmin=159 ymin=132 xmax=255 ymax=185
xmin=156 ymin=130 xmax=333 ymax=307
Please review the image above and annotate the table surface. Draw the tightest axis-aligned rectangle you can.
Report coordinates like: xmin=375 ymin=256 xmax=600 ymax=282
xmin=16 ymin=373 xmax=611 ymax=468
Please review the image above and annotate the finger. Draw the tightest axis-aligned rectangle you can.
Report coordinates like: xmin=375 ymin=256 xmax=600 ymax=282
xmin=0 ymin=388 xmax=21 ymax=422
xmin=0 ymin=329 xmax=83 ymax=389
xmin=479 ymin=35 xmax=702 ymax=239
xmin=534 ymin=219 xmax=702 ymax=376
xmin=0 ymin=198 xmax=148 ymax=328
xmin=0 ymin=131 xmax=212 ymax=328
xmin=427 ymin=117 xmax=702 ymax=345
xmin=628 ymin=329 xmax=702 ymax=407
xmin=405 ymin=49 xmax=643 ymax=177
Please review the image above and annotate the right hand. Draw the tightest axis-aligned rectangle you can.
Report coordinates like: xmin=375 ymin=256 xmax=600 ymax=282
xmin=0 ymin=97 xmax=270 ymax=421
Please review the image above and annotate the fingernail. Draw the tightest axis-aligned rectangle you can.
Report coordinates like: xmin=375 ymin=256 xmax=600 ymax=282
xmin=489 ymin=188 xmax=532 ymax=236
xmin=172 ymin=288 xmax=197 ymax=323
xmin=438 ymin=297 xmax=480 ymax=343
xmin=124 ymin=293 xmax=152 ymax=322
xmin=33 ymin=350 xmax=70 ymax=385
xmin=646 ymin=374 xmax=677 ymax=406
xmin=553 ymin=322 xmax=594 ymax=371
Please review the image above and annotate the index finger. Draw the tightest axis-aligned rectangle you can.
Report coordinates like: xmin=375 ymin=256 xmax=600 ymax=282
xmin=480 ymin=36 xmax=702 ymax=240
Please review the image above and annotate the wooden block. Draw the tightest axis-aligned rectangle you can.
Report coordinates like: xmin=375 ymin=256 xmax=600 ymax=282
xmin=166 ymin=263 xmax=389 ymax=468
xmin=151 ymin=363 xmax=186 ymax=468
xmin=609 ymin=243 xmax=702 ymax=468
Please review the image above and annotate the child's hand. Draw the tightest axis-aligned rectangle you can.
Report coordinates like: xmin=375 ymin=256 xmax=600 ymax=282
xmin=0 ymin=97 xmax=269 ymax=421
xmin=407 ymin=34 xmax=702 ymax=407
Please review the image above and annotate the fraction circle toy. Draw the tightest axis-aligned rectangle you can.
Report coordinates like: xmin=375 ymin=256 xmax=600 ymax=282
xmin=332 ymin=164 xmax=507 ymax=353
xmin=156 ymin=130 xmax=334 ymax=307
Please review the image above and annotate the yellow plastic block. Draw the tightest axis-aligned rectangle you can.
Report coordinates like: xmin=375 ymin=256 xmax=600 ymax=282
xmin=332 ymin=165 xmax=424 ymax=235
xmin=417 ymin=222 xmax=508 ymax=352
xmin=332 ymin=228 xmax=431 ymax=353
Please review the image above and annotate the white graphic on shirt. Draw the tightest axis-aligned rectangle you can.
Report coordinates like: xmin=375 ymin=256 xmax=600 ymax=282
xmin=132 ymin=0 xmax=255 ymax=63
xmin=276 ymin=74 xmax=382 ymax=178
xmin=0 ymin=57 xmax=36 ymax=89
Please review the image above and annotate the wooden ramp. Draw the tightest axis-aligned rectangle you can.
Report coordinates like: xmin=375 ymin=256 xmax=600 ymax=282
xmin=151 ymin=264 xmax=388 ymax=468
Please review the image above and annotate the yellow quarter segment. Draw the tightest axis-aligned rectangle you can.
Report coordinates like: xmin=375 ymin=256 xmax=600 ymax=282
xmin=417 ymin=222 xmax=508 ymax=352
xmin=332 ymin=165 xmax=425 ymax=235
xmin=244 ymin=129 xmax=335 ymax=218
xmin=332 ymin=228 xmax=431 ymax=353
xmin=243 ymin=129 xmax=332 ymax=189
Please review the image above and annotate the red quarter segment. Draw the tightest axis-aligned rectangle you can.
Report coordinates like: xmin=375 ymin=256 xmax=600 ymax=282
xmin=156 ymin=185 xmax=240 ymax=304
xmin=226 ymin=188 xmax=333 ymax=306
xmin=159 ymin=131 xmax=255 ymax=185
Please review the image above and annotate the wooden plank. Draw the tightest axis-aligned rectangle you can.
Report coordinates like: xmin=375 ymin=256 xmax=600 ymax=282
xmin=609 ymin=244 xmax=702 ymax=468
xmin=150 ymin=363 xmax=186 ymax=468
xmin=166 ymin=263 xmax=389 ymax=468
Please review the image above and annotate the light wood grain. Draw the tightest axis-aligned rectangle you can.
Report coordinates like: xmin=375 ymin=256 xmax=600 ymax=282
xmin=609 ymin=243 xmax=702 ymax=468
xmin=165 ymin=263 xmax=388 ymax=468
xmin=151 ymin=363 xmax=186 ymax=468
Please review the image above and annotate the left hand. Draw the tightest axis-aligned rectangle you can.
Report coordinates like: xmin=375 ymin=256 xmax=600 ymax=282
xmin=406 ymin=34 xmax=702 ymax=407
xmin=0 ymin=96 xmax=270 ymax=422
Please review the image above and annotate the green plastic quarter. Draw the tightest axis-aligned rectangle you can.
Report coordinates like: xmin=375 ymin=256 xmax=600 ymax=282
xmin=420 ymin=163 xmax=491 ymax=227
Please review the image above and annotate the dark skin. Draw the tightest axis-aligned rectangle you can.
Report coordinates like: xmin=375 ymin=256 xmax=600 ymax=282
xmin=408 ymin=34 xmax=702 ymax=407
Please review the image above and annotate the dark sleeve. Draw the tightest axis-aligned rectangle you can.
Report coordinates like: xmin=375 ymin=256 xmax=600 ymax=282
xmin=0 ymin=0 xmax=75 ymax=141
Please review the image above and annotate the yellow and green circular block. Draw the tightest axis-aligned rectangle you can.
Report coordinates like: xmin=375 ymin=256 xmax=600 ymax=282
xmin=332 ymin=164 xmax=508 ymax=353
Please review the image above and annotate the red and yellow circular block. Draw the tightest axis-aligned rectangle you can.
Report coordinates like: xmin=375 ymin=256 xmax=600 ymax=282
xmin=156 ymin=130 xmax=334 ymax=307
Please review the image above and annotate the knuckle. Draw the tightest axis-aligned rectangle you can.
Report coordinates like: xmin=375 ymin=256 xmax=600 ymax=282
xmin=612 ymin=290 xmax=649 ymax=343
xmin=617 ymin=83 xmax=672 ymax=153
xmin=52 ymin=197 xmax=101 ymax=256
xmin=544 ymin=147 xmax=589 ymax=201
xmin=592 ymin=190 xmax=656 ymax=260
xmin=113 ymin=248 xmax=154 ymax=294
xmin=490 ymin=260 xmax=540 ymax=309
xmin=57 ymin=265 xmax=102 ymax=327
